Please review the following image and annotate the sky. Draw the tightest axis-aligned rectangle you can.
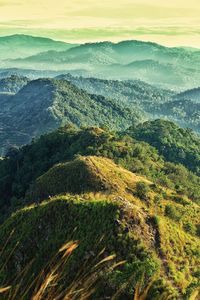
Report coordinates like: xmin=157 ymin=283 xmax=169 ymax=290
xmin=0 ymin=0 xmax=200 ymax=47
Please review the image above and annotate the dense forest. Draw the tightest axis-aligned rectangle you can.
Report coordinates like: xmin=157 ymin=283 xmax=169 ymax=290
xmin=0 ymin=77 xmax=143 ymax=155
xmin=128 ymin=119 xmax=200 ymax=175
xmin=0 ymin=74 xmax=200 ymax=158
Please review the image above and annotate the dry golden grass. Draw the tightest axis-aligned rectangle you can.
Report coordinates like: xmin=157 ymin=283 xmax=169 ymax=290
xmin=0 ymin=238 xmax=124 ymax=300
xmin=0 ymin=286 xmax=11 ymax=294
xmin=1 ymin=238 xmax=199 ymax=300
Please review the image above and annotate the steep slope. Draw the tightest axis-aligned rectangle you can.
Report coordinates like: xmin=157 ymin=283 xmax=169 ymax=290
xmin=1 ymin=125 xmax=199 ymax=223
xmin=0 ymin=196 xmax=162 ymax=299
xmin=0 ymin=78 xmax=142 ymax=154
xmin=128 ymin=119 xmax=200 ymax=175
xmin=0 ymin=75 xmax=29 ymax=93
xmin=0 ymin=155 xmax=199 ymax=299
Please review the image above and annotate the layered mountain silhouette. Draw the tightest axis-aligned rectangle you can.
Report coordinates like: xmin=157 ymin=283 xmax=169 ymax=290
xmin=0 ymin=34 xmax=77 ymax=61
xmin=1 ymin=72 xmax=200 ymax=156
xmin=57 ymin=74 xmax=200 ymax=133
xmin=2 ymin=35 xmax=200 ymax=90
xmin=0 ymin=34 xmax=200 ymax=300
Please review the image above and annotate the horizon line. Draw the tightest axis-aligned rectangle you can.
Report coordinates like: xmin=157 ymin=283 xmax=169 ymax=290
xmin=0 ymin=33 xmax=200 ymax=50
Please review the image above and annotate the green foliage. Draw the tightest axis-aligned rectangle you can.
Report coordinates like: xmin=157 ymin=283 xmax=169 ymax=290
xmin=0 ymin=196 xmax=159 ymax=299
xmin=165 ymin=205 xmax=181 ymax=222
xmin=0 ymin=75 xmax=29 ymax=93
xmin=135 ymin=182 xmax=150 ymax=200
xmin=129 ymin=119 xmax=200 ymax=175
xmin=0 ymin=125 xmax=199 ymax=222
xmin=60 ymin=74 xmax=173 ymax=107
xmin=27 ymin=155 xmax=131 ymax=201
xmin=183 ymin=222 xmax=197 ymax=235
xmin=0 ymin=78 xmax=142 ymax=155
xmin=56 ymin=75 xmax=200 ymax=133
xmin=153 ymin=99 xmax=200 ymax=133
xmin=0 ymin=126 xmax=199 ymax=298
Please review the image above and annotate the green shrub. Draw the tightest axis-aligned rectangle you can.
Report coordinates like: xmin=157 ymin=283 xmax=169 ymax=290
xmin=183 ymin=222 xmax=197 ymax=235
xmin=135 ymin=181 xmax=150 ymax=200
xmin=165 ymin=205 xmax=181 ymax=222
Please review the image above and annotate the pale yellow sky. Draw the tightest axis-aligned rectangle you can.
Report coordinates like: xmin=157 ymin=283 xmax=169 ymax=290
xmin=0 ymin=0 xmax=200 ymax=47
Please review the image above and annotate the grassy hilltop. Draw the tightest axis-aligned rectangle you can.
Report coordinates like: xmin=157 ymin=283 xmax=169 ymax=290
xmin=0 ymin=125 xmax=199 ymax=299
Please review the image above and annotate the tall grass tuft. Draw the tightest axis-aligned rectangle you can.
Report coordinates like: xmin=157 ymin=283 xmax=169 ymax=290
xmin=0 ymin=238 xmax=123 ymax=300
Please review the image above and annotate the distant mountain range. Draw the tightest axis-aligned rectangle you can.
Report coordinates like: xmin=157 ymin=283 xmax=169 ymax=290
xmin=0 ymin=34 xmax=77 ymax=61
xmin=0 ymin=68 xmax=66 ymax=79
xmin=0 ymin=35 xmax=200 ymax=300
xmin=1 ymin=35 xmax=200 ymax=90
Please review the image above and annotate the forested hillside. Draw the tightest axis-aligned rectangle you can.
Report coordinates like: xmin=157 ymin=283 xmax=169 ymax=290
xmin=176 ymin=87 xmax=200 ymax=102
xmin=57 ymin=74 xmax=174 ymax=105
xmin=57 ymin=74 xmax=200 ymax=133
xmin=0 ymin=73 xmax=199 ymax=154
xmin=150 ymin=99 xmax=200 ymax=133
xmin=0 ymin=125 xmax=199 ymax=299
xmin=128 ymin=119 xmax=200 ymax=175
xmin=1 ymin=125 xmax=199 ymax=218
xmin=0 ymin=75 xmax=29 ymax=93
xmin=0 ymin=78 xmax=143 ymax=155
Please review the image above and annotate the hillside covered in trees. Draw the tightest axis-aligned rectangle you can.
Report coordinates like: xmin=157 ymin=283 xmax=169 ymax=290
xmin=0 ymin=77 xmax=143 ymax=155
xmin=1 ymin=73 xmax=200 ymax=158
xmin=0 ymin=125 xmax=199 ymax=299
xmin=57 ymin=74 xmax=200 ymax=133
xmin=128 ymin=119 xmax=200 ymax=175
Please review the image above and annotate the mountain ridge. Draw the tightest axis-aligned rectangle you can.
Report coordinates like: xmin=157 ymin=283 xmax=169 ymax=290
xmin=2 ymin=35 xmax=200 ymax=90
xmin=0 ymin=34 xmax=78 ymax=61
xmin=0 ymin=149 xmax=199 ymax=299
xmin=0 ymin=77 xmax=143 ymax=154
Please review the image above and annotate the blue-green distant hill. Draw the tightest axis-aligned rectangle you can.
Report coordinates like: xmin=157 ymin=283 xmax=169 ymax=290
xmin=0 ymin=34 xmax=77 ymax=60
xmin=5 ymin=38 xmax=200 ymax=90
